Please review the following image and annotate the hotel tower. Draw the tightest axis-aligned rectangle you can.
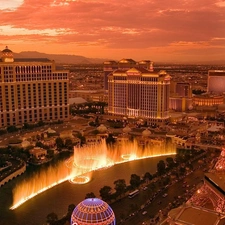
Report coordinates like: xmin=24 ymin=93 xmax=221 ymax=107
xmin=208 ymin=70 xmax=225 ymax=94
xmin=0 ymin=46 xmax=69 ymax=128
xmin=103 ymin=59 xmax=153 ymax=91
xmin=107 ymin=62 xmax=171 ymax=125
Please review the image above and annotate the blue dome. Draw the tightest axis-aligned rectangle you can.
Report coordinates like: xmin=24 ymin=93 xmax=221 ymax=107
xmin=71 ymin=198 xmax=116 ymax=225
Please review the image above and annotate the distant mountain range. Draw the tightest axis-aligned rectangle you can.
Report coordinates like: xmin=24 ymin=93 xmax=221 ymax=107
xmin=14 ymin=51 xmax=110 ymax=64
xmin=13 ymin=51 xmax=225 ymax=65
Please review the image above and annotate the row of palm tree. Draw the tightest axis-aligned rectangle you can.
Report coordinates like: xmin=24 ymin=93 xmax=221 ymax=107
xmin=45 ymin=148 xmax=205 ymax=224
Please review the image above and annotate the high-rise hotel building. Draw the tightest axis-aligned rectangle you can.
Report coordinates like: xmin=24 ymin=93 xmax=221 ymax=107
xmin=208 ymin=70 xmax=225 ymax=94
xmin=103 ymin=59 xmax=153 ymax=91
xmin=108 ymin=66 xmax=171 ymax=125
xmin=0 ymin=46 xmax=69 ymax=128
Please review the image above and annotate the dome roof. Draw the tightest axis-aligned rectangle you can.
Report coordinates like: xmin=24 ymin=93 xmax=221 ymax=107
xmin=21 ymin=140 xmax=31 ymax=148
xmin=71 ymin=198 xmax=116 ymax=225
xmin=97 ymin=124 xmax=107 ymax=133
xmin=142 ymin=129 xmax=151 ymax=137
xmin=1 ymin=46 xmax=14 ymax=62
xmin=123 ymin=126 xmax=131 ymax=133
xmin=2 ymin=46 xmax=12 ymax=53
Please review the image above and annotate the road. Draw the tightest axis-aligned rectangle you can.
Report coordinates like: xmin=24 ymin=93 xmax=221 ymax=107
xmin=112 ymin=152 xmax=215 ymax=225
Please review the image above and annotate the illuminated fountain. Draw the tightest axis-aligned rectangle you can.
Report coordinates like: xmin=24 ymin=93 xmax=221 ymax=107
xmin=10 ymin=139 xmax=176 ymax=210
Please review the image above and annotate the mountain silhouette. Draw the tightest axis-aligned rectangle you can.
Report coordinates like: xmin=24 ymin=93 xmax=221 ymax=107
xmin=13 ymin=51 xmax=110 ymax=64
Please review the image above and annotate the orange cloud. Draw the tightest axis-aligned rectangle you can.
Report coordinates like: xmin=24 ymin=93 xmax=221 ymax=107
xmin=0 ymin=0 xmax=224 ymax=62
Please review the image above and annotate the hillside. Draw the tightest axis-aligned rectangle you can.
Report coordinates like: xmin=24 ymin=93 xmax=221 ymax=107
xmin=13 ymin=51 xmax=110 ymax=64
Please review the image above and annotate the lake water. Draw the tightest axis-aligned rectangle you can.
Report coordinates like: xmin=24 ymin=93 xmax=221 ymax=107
xmin=0 ymin=155 xmax=171 ymax=225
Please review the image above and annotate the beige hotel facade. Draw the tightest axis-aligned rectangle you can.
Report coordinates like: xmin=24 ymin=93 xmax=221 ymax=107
xmin=108 ymin=67 xmax=171 ymax=125
xmin=0 ymin=46 xmax=69 ymax=128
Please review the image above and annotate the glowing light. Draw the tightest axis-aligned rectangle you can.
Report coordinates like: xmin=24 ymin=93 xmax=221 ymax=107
xmin=10 ymin=175 xmax=71 ymax=210
xmin=121 ymin=154 xmax=137 ymax=161
xmin=10 ymin=139 xmax=176 ymax=210
xmin=70 ymin=176 xmax=90 ymax=184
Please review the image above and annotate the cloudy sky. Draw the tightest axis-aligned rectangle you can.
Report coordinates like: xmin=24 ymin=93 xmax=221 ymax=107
xmin=0 ymin=0 xmax=225 ymax=62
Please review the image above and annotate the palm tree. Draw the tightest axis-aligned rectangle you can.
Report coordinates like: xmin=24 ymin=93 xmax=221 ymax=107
xmin=66 ymin=204 xmax=75 ymax=218
xmin=143 ymin=172 xmax=153 ymax=183
xmin=130 ymin=174 xmax=141 ymax=189
xmin=99 ymin=186 xmax=112 ymax=202
xmin=114 ymin=179 xmax=127 ymax=198
xmin=55 ymin=137 xmax=64 ymax=149
xmin=46 ymin=212 xmax=58 ymax=225
xmin=157 ymin=160 xmax=166 ymax=175
xmin=85 ymin=192 xmax=96 ymax=199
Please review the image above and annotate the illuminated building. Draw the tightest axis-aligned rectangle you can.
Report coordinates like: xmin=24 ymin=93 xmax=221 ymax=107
xmin=169 ymin=97 xmax=192 ymax=112
xmin=169 ymin=82 xmax=192 ymax=112
xmin=108 ymin=67 xmax=170 ymax=125
xmin=170 ymin=81 xmax=191 ymax=97
xmin=103 ymin=59 xmax=153 ymax=91
xmin=29 ymin=147 xmax=47 ymax=160
xmin=71 ymin=198 xmax=116 ymax=225
xmin=192 ymin=94 xmax=224 ymax=108
xmin=161 ymin=204 xmax=225 ymax=225
xmin=0 ymin=46 xmax=69 ymax=128
xmin=188 ymin=148 xmax=225 ymax=213
xmin=208 ymin=70 xmax=225 ymax=94
xmin=69 ymin=89 xmax=107 ymax=102
xmin=103 ymin=60 xmax=118 ymax=91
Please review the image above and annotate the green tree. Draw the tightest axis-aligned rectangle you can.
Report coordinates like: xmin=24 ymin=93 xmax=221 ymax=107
xmin=192 ymin=89 xmax=206 ymax=95
xmin=179 ymin=166 xmax=186 ymax=175
xmin=76 ymin=132 xmax=86 ymax=146
xmin=47 ymin=149 xmax=55 ymax=158
xmin=85 ymin=192 xmax=96 ymax=199
xmin=166 ymin=157 xmax=175 ymax=170
xmin=0 ymin=155 xmax=7 ymax=167
xmin=66 ymin=204 xmax=75 ymax=218
xmin=55 ymin=137 xmax=64 ymax=149
xmin=36 ymin=141 xmax=44 ymax=148
xmin=7 ymin=125 xmax=18 ymax=133
xmin=106 ymin=133 xmax=116 ymax=145
xmin=99 ymin=186 xmax=112 ymax=202
xmin=0 ymin=129 xmax=7 ymax=135
xmin=114 ymin=179 xmax=127 ymax=198
xmin=38 ymin=120 xmax=45 ymax=127
xmin=162 ymin=176 xmax=170 ymax=186
xmin=64 ymin=138 xmax=73 ymax=150
xmin=157 ymin=160 xmax=166 ymax=175
xmin=143 ymin=172 xmax=153 ymax=183
xmin=130 ymin=174 xmax=141 ymax=189
xmin=46 ymin=212 xmax=58 ymax=225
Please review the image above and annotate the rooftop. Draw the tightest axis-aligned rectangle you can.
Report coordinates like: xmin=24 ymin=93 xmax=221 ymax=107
xmin=205 ymin=172 xmax=225 ymax=194
xmin=167 ymin=205 xmax=225 ymax=225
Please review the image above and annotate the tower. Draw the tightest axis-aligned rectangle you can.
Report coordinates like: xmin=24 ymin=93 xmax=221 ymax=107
xmin=103 ymin=61 xmax=117 ymax=91
xmin=208 ymin=70 xmax=225 ymax=94
xmin=1 ymin=46 xmax=14 ymax=62
xmin=0 ymin=46 xmax=69 ymax=128
xmin=108 ymin=67 xmax=170 ymax=125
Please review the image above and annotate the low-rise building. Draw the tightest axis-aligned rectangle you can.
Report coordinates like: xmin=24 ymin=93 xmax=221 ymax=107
xmin=161 ymin=204 xmax=225 ymax=225
xmin=29 ymin=147 xmax=47 ymax=159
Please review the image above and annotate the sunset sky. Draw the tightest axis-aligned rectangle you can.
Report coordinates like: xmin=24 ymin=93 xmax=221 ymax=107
xmin=0 ymin=0 xmax=225 ymax=62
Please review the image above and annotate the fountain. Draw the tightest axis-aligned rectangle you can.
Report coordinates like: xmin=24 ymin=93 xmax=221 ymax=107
xmin=10 ymin=139 xmax=176 ymax=210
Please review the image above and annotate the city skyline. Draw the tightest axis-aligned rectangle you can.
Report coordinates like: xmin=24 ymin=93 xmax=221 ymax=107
xmin=0 ymin=0 xmax=225 ymax=62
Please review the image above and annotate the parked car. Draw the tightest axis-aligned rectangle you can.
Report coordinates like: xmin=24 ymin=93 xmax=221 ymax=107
xmin=162 ymin=193 xmax=168 ymax=197
xmin=142 ymin=211 xmax=147 ymax=215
